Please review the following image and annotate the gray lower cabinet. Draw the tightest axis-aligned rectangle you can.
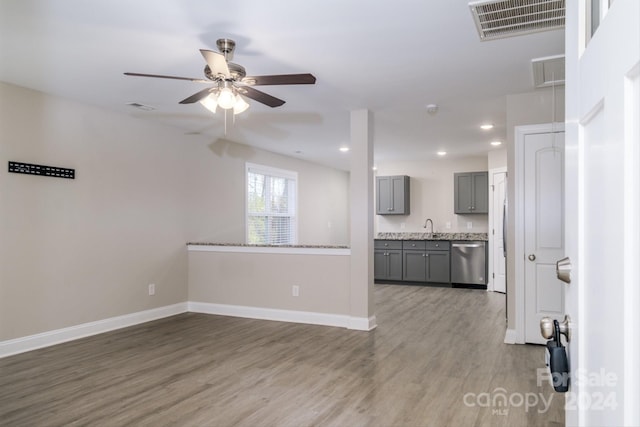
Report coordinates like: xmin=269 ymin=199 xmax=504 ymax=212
xmin=425 ymin=250 xmax=450 ymax=283
xmin=402 ymin=241 xmax=451 ymax=284
xmin=403 ymin=250 xmax=428 ymax=281
xmin=374 ymin=240 xmax=403 ymax=281
xmin=454 ymin=172 xmax=488 ymax=214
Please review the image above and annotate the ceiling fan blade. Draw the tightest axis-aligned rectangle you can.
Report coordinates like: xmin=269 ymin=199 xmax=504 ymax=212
xmin=242 ymin=73 xmax=316 ymax=86
xmin=179 ymin=87 xmax=214 ymax=104
xmin=238 ymin=86 xmax=285 ymax=108
xmin=124 ymin=72 xmax=209 ymax=83
xmin=199 ymin=49 xmax=230 ymax=78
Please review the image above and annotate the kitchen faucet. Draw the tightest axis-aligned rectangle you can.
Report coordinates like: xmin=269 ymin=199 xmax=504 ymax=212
xmin=423 ymin=218 xmax=434 ymax=234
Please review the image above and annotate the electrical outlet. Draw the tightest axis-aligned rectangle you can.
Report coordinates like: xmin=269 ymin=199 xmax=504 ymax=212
xmin=400 ymin=222 xmax=406 ymax=229
xmin=148 ymin=283 xmax=155 ymax=296
xmin=327 ymin=221 xmax=332 ymax=228
xmin=467 ymin=222 xmax=473 ymax=230
xmin=446 ymin=221 xmax=452 ymax=229
xmin=292 ymin=285 xmax=300 ymax=297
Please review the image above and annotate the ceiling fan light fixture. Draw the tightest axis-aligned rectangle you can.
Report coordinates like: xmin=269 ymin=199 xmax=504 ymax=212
xmin=217 ymin=86 xmax=236 ymax=109
xmin=199 ymin=94 xmax=218 ymax=113
xmin=233 ymin=94 xmax=250 ymax=115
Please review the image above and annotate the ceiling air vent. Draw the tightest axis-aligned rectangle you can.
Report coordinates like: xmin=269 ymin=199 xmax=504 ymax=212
xmin=126 ymin=102 xmax=156 ymax=111
xmin=532 ymin=54 xmax=565 ymax=88
xmin=469 ymin=0 xmax=565 ymax=41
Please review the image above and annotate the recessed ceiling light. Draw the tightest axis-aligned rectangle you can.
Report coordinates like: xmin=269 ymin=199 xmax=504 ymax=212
xmin=480 ymin=124 xmax=494 ymax=130
xmin=339 ymin=147 xmax=350 ymax=152
xmin=490 ymin=141 xmax=502 ymax=146
xmin=372 ymin=165 xmax=378 ymax=171
xmin=437 ymin=151 xmax=447 ymax=156
xmin=426 ymin=104 xmax=439 ymax=115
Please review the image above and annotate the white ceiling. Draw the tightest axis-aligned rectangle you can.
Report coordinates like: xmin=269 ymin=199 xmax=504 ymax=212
xmin=0 ymin=0 xmax=564 ymax=171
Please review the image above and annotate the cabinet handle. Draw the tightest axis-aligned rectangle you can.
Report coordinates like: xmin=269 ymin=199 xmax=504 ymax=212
xmin=435 ymin=244 xmax=439 ymax=247
xmin=384 ymin=243 xmax=388 ymax=247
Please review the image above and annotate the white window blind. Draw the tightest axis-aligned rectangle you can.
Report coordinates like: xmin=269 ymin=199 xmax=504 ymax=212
xmin=246 ymin=163 xmax=297 ymax=245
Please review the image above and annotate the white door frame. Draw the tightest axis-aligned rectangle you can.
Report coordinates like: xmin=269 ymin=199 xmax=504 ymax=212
xmin=488 ymin=166 xmax=507 ymax=292
xmin=514 ymin=122 xmax=565 ymax=344
xmin=564 ymin=0 xmax=640 ymax=423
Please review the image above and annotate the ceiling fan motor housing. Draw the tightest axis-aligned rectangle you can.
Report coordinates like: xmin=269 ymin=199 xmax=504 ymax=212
xmin=216 ymin=38 xmax=236 ymax=59
xmin=204 ymin=62 xmax=246 ymax=81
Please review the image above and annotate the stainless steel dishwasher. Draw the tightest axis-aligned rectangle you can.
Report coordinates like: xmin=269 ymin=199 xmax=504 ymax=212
xmin=451 ymin=241 xmax=487 ymax=285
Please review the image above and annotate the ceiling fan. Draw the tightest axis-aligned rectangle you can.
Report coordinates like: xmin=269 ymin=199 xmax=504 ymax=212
xmin=124 ymin=38 xmax=316 ymax=114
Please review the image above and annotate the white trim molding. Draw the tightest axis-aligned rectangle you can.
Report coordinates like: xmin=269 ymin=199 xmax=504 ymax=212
xmin=0 ymin=303 xmax=188 ymax=358
xmin=188 ymin=301 xmax=362 ymax=329
xmin=348 ymin=315 xmax=378 ymax=331
xmin=504 ymin=328 xmax=517 ymax=344
xmin=488 ymin=166 xmax=508 ymax=293
xmin=514 ymin=123 xmax=565 ymax=344
xmin=1 ymin=301 xmax=376 ymax=358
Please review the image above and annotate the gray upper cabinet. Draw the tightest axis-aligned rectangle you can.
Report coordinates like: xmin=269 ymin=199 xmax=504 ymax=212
xmin=454 ymin=172 xmax=488 ymax=214
xmin=376 ymin=176 xmax=410 ymax=215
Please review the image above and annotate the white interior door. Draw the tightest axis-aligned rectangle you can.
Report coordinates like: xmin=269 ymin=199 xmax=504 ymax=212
xmin=523 ymin=131 xmax=565 ymax=344
xmin=490 ymin=168 xmax=507 ymax=293
xmin=565 ymin=0 xmax=640 ymax=425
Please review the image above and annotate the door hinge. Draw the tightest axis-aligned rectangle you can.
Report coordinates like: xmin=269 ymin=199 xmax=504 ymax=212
xmin=493 ymin=272 xmax=495 ymax=278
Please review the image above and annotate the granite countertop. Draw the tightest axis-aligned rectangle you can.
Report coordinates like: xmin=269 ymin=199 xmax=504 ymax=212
xmin=187 ymin=242 xmax=350 ymax=249
xmin=376 ymin=232 xmax=488 ymax=241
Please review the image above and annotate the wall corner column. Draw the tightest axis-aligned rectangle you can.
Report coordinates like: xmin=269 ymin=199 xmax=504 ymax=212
xmin=349 ymin=109 xmax=376 ymax=330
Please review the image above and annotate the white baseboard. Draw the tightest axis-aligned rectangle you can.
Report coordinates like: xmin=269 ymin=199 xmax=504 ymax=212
xmin=504 ymin=328 xmax=517 ymax=344
xmin=1 ymin=302 xmax=377 ymax=358
xmin=0 ymin=303 xmax=188 ymax=358
xmin=188 ymin=301 xmax=355 ymax=329
xmin=348 ymin=315 xmax=377 ymax=331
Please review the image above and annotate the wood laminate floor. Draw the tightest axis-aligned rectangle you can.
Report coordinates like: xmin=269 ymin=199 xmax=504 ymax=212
xmin=0 ymin=285 xmax=564 ymax=427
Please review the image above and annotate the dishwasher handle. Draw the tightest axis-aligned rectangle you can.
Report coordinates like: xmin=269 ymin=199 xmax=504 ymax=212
xmin=452 ymin=243 xmax=483 ymax=248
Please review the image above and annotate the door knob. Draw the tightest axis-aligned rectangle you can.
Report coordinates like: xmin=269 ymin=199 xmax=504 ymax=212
xmin=528 ymin=254 xmax=536 ymax=261
xmin=540 ymin=315 xmax=571 ymax=341
xmin=556 ymin=257 xmax=572 ymax=284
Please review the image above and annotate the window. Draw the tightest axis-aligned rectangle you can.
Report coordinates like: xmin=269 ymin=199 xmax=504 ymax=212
xmin=246 ymin=163 xmax=297 ymax=245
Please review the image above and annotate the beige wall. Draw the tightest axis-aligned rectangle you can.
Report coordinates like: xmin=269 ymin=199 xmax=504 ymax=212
xmin=0 ymin=82 xmax=350 ymax=341
xmin=0 ymin=83 xmax=191 ymax=340
xmin=374 ymin=156 xmax=489 ymax=234
xmin=505 ymin=87 xmax=565 ymax=330
xmin=185 ymin=139 xmax=349 ymax=246
xmin=488 ymin=148 xmax=507 ymax=170
xmin=188 ymin=250 xmax=350 ymax=314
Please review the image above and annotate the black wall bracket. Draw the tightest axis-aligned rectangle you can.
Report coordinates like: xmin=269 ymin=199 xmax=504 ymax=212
xmin=8 ymin=161 xmax=75 ymax=179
